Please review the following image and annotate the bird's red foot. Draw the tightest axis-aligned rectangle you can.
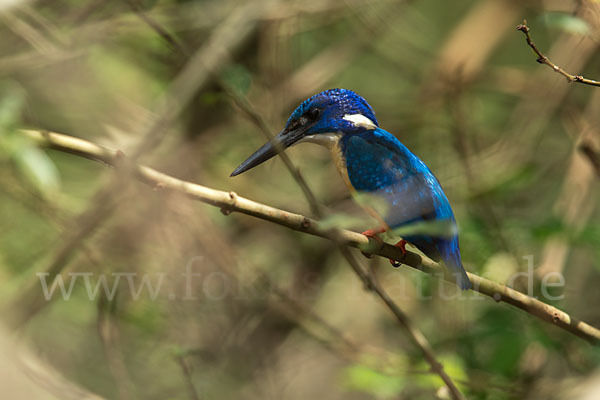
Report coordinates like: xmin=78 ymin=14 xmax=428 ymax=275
xmin=361 ymin=227 xmax=386 ymax=237
xmin=390 ymin=239 xmax=407 ymax=268
xmin=360 ymin=228 xmax=385 ymax=258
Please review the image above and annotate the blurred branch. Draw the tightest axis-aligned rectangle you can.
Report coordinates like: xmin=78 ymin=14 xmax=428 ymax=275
xmin=13 ymin=333 xmax=107 ymax=399
xmin=516 ymin=21 xmax=600 ymax=87
xmin=125 ymin=0 xmax=189 ymax=56
xmin=537 ymin=99 xmax=599 ymax=278
xmin=580 ymin=141 xmax=600 ymax=178
xmin=97 ymin=297 xmax=135 ymax=400
xmin=21 ymin=129 xmax=600 ymax=346
xmin=0 ymin=11 xmax=58 ymax=54
xmin=175 ymin=355 xmax=201 ymax=400
xmin=446 ymin=79 xmax=514 ymax=254
xmin=437 ymin=0 xmax=523 ymax=80
xmin=8 ymin=2 xmax=266 ymax=329
xmin=271 ymin=286 xmax=362 ymax=356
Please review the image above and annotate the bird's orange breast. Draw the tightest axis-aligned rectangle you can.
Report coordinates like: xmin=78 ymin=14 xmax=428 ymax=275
xmin=329 ymin=139 xmax=390 ymax=230
xmin=330 ymin=139 xmax=354 ymax=194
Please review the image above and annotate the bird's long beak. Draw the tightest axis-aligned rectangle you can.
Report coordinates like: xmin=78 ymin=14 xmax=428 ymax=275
xmin=230 ymin=125 xmax=307 ymax=177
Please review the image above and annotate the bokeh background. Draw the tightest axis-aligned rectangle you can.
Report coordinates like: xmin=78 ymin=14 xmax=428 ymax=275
xmin=1 ymin=0 xmax=600 ymax=399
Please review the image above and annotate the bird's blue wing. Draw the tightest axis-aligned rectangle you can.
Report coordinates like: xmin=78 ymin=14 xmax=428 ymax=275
xmin=340 ymin=128 xmax=471 ymax=289
xmin=341 ymin=128 xmax=452 ymax=227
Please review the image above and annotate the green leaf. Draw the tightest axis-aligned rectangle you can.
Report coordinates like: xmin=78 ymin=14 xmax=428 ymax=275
xmin=0 ymin=82 xmax=61 ymax=194
xmin=541 ymin=13 xmax=590 ymax=35
xmin=0 ymin=88 xmax=24 ymax=130
xmin=12 ymin=143 xmax=61 ymax=193
xmin=343 ymin=364 xmax=405 ymax=399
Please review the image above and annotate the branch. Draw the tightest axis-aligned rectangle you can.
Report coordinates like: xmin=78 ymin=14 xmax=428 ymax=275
xmin=21 ymin=129 xmax=600 ymax=347
xmin=516 ymin=20 xmax=600 ymax=87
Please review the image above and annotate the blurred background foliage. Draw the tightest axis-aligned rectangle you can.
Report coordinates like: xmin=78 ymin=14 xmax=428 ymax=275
xmin=1 ymin=0 xmax=600 ymax=399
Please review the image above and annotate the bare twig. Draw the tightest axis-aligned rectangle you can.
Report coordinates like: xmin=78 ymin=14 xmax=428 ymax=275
xmin=21 ymin=129 xmax=600 ymax=346
xmin=516 ymin=20 xmax=600 ymax=87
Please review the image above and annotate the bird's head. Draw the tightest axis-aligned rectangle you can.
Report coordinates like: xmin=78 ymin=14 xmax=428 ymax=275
xmin=230 ymin=88 xmax=378 ymax=177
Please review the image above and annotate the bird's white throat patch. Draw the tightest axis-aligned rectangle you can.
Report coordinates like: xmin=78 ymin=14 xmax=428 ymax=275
xmin=343 ymin=113 xmax=377 ymax=130
xmin=298 ymin=132 xmax=340 ymax=149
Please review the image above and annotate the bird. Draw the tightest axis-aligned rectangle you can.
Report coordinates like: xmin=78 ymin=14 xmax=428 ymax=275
xmin=230 ymin=88 xmax=471 ymax=290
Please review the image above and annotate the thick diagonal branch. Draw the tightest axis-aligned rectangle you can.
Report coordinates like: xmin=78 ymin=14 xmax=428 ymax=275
xmin=20 ymin=129 xmax=600 ymax=346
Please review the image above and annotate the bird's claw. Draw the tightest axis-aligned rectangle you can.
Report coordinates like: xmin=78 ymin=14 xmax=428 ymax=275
xmin=360 ymin=229 xmax=384 ymax=258
xmin=389 ymin=239 xmax=407 ymax=268
xmin=361 ymin=230 xmax=407 ymax=268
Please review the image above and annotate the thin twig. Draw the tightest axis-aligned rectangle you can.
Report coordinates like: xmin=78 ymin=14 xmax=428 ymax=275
xmin=516 ymin=20 xmax=600 ymax=87
xmin=337 ymin=246 xmax=465 ymax=399
xmin=21 ymin=129 xmax=600 ymax=346
xmin=97 ymin=297 xmax=135 ymax=400
xmin=271 ymin=286 xmax=360 ymax=354
xmin=175 ymin=355 xmax=201 ymax=400
xmin=125 ymin=0 xmax=190 ymax=57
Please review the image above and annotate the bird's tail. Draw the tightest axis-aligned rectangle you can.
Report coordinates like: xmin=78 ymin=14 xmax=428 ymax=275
xmin=439 ymin=237 xmax=471 ymax=290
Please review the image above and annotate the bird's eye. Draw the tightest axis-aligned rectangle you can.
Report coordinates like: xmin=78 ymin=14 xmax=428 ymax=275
xmin=306 ymin=108 xmax=320 ymax=121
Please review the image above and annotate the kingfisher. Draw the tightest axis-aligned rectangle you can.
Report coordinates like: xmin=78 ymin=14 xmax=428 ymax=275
xmin=231 ymin=88 xmax=471 ymax=290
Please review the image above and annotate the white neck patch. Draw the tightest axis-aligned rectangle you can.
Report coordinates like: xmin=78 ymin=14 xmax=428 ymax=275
xmin=343 ymin=114 xmax=377 ymax=130
xmin=298 ymin=132 xmax=340 ymax=149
